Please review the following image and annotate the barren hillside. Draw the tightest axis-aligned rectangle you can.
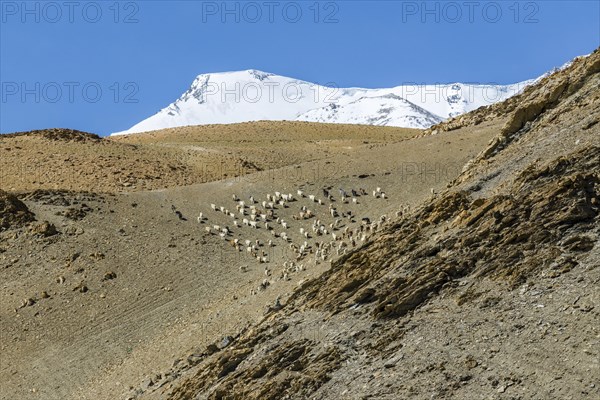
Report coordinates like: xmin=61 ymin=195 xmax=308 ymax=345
xmin=0 ymin=123 xmax=416 ymax=193
xmin=1 ymin=108 xmax=495 ymax=399
xmin=0 ymin=50 xmax=598 ymax=400
xmin=135 ymin=50 xmax=600 ymax=400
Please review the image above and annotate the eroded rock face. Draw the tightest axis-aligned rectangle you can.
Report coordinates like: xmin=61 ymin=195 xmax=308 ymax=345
xmin=152 ymin=146 xmax=597 ymax=400
xmin=0 ymin=189 xmax=35 ymax=231
xmin=168 ymin=325 xmax=344 ymax=400
xmin=292 ymin=148 xmax=598 ymax=319
xmin=146 ymin=148 xmax=598 ymax=399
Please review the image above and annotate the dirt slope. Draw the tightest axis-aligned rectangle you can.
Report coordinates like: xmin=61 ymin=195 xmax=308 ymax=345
xmin=0 ymin=113 xmax=498 ymax=399
xmin=140 ymin=50 xmax=600 ymax=400
xmin=1 ymin=51 xmax=597 ymax=400
xmin=0 ymin=123 xmax=416 ymax=193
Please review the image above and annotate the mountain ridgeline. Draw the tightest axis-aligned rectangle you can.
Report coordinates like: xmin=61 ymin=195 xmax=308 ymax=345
xmin=112 ymin=69 xmax=536 ymax=135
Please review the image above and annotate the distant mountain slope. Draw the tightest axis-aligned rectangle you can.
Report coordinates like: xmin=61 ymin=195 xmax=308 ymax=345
xmin=296 ymin=94 xmax=444 ymax=127
xmin=0 ymin=122 xmax=417 ymax=193
xmin=112 ymin=70 xmax=534 ymax=135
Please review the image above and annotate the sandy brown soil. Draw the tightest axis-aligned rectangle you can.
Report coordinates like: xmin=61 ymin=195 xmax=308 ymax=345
xmin=0 ymin=117 xmax=496 ymax=400
xmin=1 ymin=50 xmax=598 ymax=400
xmin=135 ymin=50 xmax=598 ymax=399
xmin=0 ymin=123 xmax=416 ymax=194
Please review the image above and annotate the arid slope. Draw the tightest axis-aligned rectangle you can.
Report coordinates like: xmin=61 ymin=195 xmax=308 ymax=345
xmin=141 ymin=50 xmax=600 ymax=400
xmin=0 ymin=123 xmax=416 ymax=193
xmin=1 ymin=114 xmax=497 ymax=399
xmin=0 ymin=51 xmax=597 ymax=400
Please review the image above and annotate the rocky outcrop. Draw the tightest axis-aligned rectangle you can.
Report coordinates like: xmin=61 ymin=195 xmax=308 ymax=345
xmin=288 ymin=146 xmax=598 ymax=322
xmin=423 ymin=49 xmax=600 ymax=138
xmin=2 ymin=128 xmax=102 ymax=142
xmin=0 ymin=189 xmax=35 ymax=231
xmin=145 ymin=144 xmax=597 ymax=400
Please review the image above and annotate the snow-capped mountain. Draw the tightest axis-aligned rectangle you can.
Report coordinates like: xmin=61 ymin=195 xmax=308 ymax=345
xmin=112 ymin=69 xmax=534 ymax=135
xmin=296 ymin=94 xmax=444 ymax=127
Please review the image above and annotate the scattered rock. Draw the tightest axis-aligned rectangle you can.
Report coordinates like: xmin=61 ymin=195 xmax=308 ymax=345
xmin=141 ymin=378 xmax=154 ymax=391
xmin=102 ymin=271 xmax=117 ymax=281
xmin=218 ymin=336 xmax=234 ymax=350
xmin=20 ymin=298 xmax=36 ymax=308
xmin=29 ymin=221 xmax=58 ymax=237
xmin=206 ymin=343 xmax=220 ymax=355
xmin=73 ymin=283 xmax=88 ymax=293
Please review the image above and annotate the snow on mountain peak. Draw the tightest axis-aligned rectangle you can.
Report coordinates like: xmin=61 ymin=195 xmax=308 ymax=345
xmin=247 ymin=69 xmax=275 ymax=81
xmin=297 ymin=93 xmax=444 ymax=128
xmin=111 ymin=70 xmax=535 ymax=136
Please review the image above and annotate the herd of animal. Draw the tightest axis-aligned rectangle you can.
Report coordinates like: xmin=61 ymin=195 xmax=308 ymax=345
xmin=195 ymin=186 xmax=408 ymax=296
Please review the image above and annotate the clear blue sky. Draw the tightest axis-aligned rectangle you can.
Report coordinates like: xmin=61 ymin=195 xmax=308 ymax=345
xmin=1 ymin=0 xmax=598 ymax=136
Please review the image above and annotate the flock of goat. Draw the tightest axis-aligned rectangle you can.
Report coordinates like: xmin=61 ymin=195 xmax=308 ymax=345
xmin=196 ymin=187 xmax=407 ymax=296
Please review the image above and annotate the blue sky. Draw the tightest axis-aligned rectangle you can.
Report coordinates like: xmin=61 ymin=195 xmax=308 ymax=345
xmin=1 ymin=0 xmax=598 ymax=136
